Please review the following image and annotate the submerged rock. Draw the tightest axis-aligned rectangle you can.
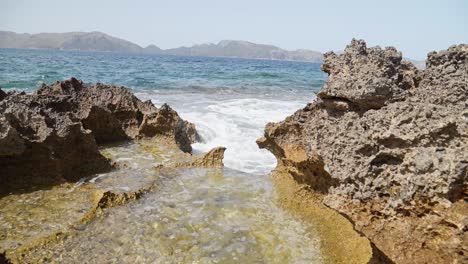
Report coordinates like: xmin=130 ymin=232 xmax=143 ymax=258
xmin=0 ymin=78 xmax=199 ymax=193
xmin=175 ymin=147 xmax=226 ymax=168
xmin=258 ymin=40 xmax=467 ymax=263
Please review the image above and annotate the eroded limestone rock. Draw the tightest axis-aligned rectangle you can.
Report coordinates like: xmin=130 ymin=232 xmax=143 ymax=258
xmin=174 ymin=147 xmax=226 ymax=168
xmin=36 ymin=78 xmax=200 ymax=151
xmin=0 ymin=93 xmax=111 ymax=193
xmin=0 ymin=78 xmax=199 ymax=194
xmin=259 ymin=39 xmax=467 ymax=263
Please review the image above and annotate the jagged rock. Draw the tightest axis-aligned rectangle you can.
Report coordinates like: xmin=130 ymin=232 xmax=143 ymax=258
xmin=0 ymin=93 xmax=111 ymax=193
xmin=138 ymin=103 xmax=199 ymax=153
xmin=175 ymin=147 xmax=226 ymax=168
xmin=259 ymin=39 xmax=467 ymax=263
xmin=410 ymin=44 xmax=468 ymax=106
xmin=0 ymin=78 xmax=199 ymax=193
xmin=318 ymin=39 xmax=421 ymax=110
xmin=36 ymin=78 xmax=199 ymax=151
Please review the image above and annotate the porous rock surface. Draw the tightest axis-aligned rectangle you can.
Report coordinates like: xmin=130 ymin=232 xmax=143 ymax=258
xmin=258 ymin=40 xmax=467 ymax=263
xmin=36 ymin=78 xmax=199 ymax=152
xmin=0 ymin=78 xmax=199 ymax=192
xmin=0 ymin=90 xmax=111 ymax=192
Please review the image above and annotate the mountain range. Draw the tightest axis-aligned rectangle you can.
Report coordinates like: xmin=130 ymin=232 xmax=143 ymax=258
xmin=0 ymin=31 xmax=323 ymax=62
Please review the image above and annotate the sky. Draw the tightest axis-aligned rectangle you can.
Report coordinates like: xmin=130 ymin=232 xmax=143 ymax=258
xmin=0 ymin=0 xmax=467 ymax=60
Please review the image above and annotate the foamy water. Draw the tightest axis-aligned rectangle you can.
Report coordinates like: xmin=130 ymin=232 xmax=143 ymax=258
xmin=1 ymin=48 xmax=323 ymax=175
xmin=138 ymin=93 xmax=311 ymax=174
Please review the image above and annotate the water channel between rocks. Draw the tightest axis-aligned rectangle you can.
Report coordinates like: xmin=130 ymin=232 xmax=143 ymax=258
xmin=29 ymin=141 xmax=323 ymax=263
xmin=1 ymin=92 xmax=329 ymax=263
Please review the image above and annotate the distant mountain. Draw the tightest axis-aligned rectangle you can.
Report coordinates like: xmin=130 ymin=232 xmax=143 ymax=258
xmin=0 ymin=31 xmax=142 ymax=53
xmin=0 ymin=31 xmax=323 ymax=62
xmin=403 ymin=58 xmax=426 ymax=70
xmin=165 ymin=40 xmax=323 ymax=62
xmin=144 ymin=44 xmax=162 ymax=54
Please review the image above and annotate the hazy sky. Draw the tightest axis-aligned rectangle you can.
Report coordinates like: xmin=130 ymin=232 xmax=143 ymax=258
xmin=1 ymin=0 xmax=466 ymax=59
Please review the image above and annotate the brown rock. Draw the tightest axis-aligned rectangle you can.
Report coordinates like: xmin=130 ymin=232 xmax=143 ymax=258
xmin=175 ymin=147 xmax=226 ymax=168
xmin=138 ymin=103 xmax=199 ymax=153
xmin=37 ymin=78 xmax=200 ymax=151
xmin=259 ymin=40 xmax=467 ymax=263
xmin=1 ymin=78 xmax=200 ymax=194
xmin=0 ymin=93 xmax=111 ymax=194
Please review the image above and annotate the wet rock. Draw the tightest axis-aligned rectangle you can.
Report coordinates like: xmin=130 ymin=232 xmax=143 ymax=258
xmin=138 ymin=103 xmax=199 ymax=153
xmin=175 ymin=147 xmax=226 ymax=168
xmin=259 ymin=40 xmax=467 ymax=263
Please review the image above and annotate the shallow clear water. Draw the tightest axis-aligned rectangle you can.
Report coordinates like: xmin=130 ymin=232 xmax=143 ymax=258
xmin=33 ymin=142 xmax=321 ymax=263
xmin=0 ymin=49 xmax=327 ymax=262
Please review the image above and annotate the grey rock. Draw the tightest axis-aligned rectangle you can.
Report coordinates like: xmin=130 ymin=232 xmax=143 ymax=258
xmin=259 ymin=40 xmax=467 ymax=263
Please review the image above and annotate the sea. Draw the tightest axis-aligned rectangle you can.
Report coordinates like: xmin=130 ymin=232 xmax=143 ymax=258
xmin=0 ymin=48 xmax=326 ymax=175
xmin=0 ymin=48 xmax=333 ymax=262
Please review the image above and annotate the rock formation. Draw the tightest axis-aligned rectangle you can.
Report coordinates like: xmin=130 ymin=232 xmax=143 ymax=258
xmin=258 ymin=39 xmax=467 ymax=263
xmin=0 ymin=92 xmax=111 ymax=192
xmin=0 ymin=78 xmax=199 ymax=193
xmin=175 ymin=147 xmax=226 ymax=168
xmin=36 ymin=78 xmax=199 ymax=152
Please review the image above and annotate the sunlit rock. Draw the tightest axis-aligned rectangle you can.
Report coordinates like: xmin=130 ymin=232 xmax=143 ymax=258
xmin=259 ymin=39 xmax=467 ymax=263
xmin=175 ymin=147 xmax=226 ymax=168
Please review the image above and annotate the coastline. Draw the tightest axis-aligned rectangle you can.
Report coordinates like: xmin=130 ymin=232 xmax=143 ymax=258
xmin=258 ymin=39 xmax=467 ymax=263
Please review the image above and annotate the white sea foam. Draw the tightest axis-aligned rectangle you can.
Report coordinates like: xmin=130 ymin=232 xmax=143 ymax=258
xmin=144 ymin=93 xmax=312 ymax=175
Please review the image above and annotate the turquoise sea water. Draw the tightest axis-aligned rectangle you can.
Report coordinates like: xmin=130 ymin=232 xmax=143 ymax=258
xmin=0 ymin=48 xmax=326 ymax=174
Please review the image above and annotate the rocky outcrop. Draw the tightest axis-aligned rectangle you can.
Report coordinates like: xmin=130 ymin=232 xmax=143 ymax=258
xmin=138 ymin=103 xmax=200 ymax=153
xmin=36 ymin=78 xmax=199 ymax=151
xmin=258 ymin=40 xmax=467 ymax=263
xmin=0 ymin=92 xmax=111 ymax=193
xmin=175 ymin=147 xmax=226 ymax=168
xmin=0 ymin=78 xmax=199 ymax=193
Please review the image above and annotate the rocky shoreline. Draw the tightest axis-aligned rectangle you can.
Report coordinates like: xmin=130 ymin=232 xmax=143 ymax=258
xmin=258 ymin=40 xmax=467 ymax=263
xmin=0 ymin=41 xmax=465 ymax=263
xmin=0 ymin=78 xmax=199 ymax=194
xmin=0 ymin=79 xmax=233 ymax=262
